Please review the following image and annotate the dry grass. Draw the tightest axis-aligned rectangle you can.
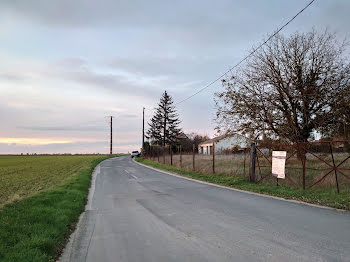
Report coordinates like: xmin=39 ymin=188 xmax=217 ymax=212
xmin=137 ymin=157 xmax=350 ymax=210
xmin=147 ymin=151 xmax=350 ymax=190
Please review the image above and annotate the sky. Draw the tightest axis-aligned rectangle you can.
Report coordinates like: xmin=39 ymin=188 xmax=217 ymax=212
xmin=0 ymin=0 xmax=349 ymax=154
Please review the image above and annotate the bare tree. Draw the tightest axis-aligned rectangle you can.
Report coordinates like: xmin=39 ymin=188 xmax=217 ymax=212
xmin=322 ymin=87 xmax=350 ymax=138
xmin=215 ymin=30 xmax=350 ymax=143
xmin=178 ymin=132 xmax=210 ymax=152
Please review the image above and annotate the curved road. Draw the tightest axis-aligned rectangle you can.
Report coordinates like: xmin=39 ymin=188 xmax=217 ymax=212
xmin=62 ymin=156 xmax=350 ymax=262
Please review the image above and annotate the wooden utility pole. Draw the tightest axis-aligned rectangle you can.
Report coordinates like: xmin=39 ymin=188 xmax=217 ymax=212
xmin=212 ymin=143 xmax=215 ymax=173
xmin=110 ymin=116 xmax=113 ymax=155
xmin=142 ymin=107 xmax=145 ymax=154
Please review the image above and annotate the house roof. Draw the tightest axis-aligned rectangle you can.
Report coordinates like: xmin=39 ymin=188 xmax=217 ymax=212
xmin=198 ymin=134 xmax=231 ymax=146
xmin=198 ymin=133 xmax=250 ymax=146
xmin=176 ymin=132 xmax=188 ymax=139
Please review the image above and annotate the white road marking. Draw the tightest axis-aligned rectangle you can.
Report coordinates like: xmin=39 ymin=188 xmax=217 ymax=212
xmin=125 ymin=169 xmax=137 ymax=179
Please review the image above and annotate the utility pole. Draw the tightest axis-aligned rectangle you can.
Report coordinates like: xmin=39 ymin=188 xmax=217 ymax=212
xmin=109 ymin=116 xmax=113 ymax=155
xmin=142 ymin=107 xmax=145 ymax=154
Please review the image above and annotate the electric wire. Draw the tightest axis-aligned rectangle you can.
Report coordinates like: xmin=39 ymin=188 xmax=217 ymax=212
xmin=174 ymin=0 xmax=316 ymax=106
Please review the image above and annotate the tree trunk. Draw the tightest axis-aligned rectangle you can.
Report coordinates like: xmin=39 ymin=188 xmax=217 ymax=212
xmin=163 ymin=111 xmax=167 ymax=147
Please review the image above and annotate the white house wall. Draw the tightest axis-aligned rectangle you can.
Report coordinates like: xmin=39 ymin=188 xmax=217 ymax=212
xmin=198 ymin=143 xmax=212 ymax=155
xmin=215 ymin=135 xmax=250 ymax=153
xmin=198 ymin=134 xmax=250 ymax=155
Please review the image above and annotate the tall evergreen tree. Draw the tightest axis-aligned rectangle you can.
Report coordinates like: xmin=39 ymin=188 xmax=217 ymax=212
xmin=147 ymin=91 xmax=181 ymax=146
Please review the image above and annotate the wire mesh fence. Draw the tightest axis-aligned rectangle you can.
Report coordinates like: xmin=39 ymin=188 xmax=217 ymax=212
xmin=255 ymin=140 xmax=350 ymax=192
xmin=146 ymin=145 xmax=249 ymax=176
xmin=144 ymin=140 xmax=350 ymax=192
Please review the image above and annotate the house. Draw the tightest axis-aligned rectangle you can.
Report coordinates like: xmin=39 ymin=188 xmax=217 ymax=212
xmin=198 ymin=134 xmax=250 ymax=155
xmin=176 ymin=132 xmax=189 ymax=141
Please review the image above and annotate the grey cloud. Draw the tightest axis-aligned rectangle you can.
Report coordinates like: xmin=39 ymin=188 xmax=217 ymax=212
xmin=119 ymin=114 xmax=139 ymax=119
xmin=1 ymin=0 xmax=234 ymax=29
xmin=56 ymin=58 xmax=212 ymax=107
xmin=3 ymin=0 xmax=338 ymax=47
xmin=0 ymin=73 xmax=27 ymax=82
xmin=55 ymin=58 xmax=87 ymax=68
xmin=53 ymin=60 xmax=164 ymax=99
xmin=107 ymin=55 xmax=217 ymax=79
xmin=17 ymin=125 xmax=107 ymax=132
xmin=16 ymin=117 xmax=141 ymax=133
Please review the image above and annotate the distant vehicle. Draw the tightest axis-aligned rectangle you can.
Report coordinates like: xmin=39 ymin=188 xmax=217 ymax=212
xmin=131 ymin=151 xmax=140 ymax=158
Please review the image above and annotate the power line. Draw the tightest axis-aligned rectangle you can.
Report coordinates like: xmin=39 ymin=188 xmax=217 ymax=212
xmin=174 ymin=0 xmax=316 ymax=106
xmin=144 ymin=107 xmax=157 ymax=112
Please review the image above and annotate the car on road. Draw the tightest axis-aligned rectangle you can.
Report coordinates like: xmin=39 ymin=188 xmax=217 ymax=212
xmin=131 ymin=151 xmax=140 ymax=158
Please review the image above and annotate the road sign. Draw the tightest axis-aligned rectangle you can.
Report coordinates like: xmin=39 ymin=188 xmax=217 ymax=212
xmin=272 ymin=151 xmax=286 ymax=179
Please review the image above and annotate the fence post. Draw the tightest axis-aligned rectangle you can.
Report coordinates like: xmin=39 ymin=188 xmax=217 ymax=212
xmin=329 ymin=142 xmax=340 ymax=193
xmin=212 ymin=143 xmax=215 ymax=173
xmin=250 ymin=142 xmax=256 ymax=183
xmin=302 ymin=151 xmax=306 ymax=190
xmin=192 ymin=144 xmax=195 ymax=171
xmin=298 ymin=143 xmax=306 ymax=190
xmin=243 ymin=148 xmax=247 ymax=177
xmin=157 ymin=148 xmax=160 ymax=162
xmin=163 ymin=146 xmax=165 ymax=164
xmin=180 ymin=145 xmax=182 ymax=168
xmin=170 ymin=146 xmax=173 ymax=166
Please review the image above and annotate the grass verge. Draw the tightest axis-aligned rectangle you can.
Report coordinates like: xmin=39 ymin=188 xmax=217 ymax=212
xmin=0 ymin=155 xmax=115 ymax=262
xmin=136 ymin=157 xmax=350 ymax=211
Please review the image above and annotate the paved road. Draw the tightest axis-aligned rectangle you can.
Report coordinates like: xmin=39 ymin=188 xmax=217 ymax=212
xmin=62 ymin=156 xmax=350 ymax=262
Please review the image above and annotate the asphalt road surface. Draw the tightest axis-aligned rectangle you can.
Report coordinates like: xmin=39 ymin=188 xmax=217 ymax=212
xmin=62 ymin=156 xmax=350 ymax=262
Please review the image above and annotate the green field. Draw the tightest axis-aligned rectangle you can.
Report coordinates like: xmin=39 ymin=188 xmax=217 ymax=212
xmin=0 ymin=155 xmax=114 ymax=261
xmin=0 ymin=155 xmax=110 ymax=206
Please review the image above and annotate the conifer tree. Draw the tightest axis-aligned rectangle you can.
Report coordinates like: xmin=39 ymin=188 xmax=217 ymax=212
xmin=147 ymin=91 xmax=181 ymax=146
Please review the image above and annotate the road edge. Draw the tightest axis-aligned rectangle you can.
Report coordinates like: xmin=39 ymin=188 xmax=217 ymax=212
xmin=133 ymin=158 xmax=347 ymax=213
xmin=60 ymin=157 xmax=116 ymax=262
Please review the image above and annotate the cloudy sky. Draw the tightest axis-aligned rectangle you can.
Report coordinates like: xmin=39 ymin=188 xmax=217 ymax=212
xmin=0 ymin=0 xmax=349 ymax=154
